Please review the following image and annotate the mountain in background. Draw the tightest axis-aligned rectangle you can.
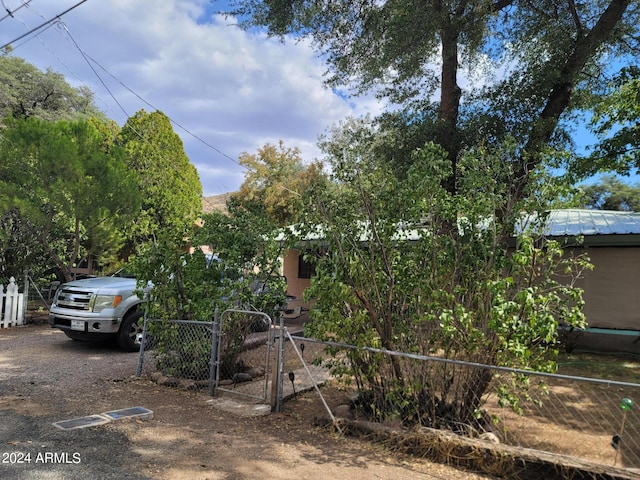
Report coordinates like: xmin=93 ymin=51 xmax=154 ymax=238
xmin=202 ymin=193 xmax=232 ymax=214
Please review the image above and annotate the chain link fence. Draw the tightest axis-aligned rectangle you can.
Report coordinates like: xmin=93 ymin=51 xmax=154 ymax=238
xmin=214 ymin=309 xmax=275 ymax=402
xmin=23 ymin=274 xmax=56 ymax=318
xmin=136 ymin=319 xmax=217 ymax=391
xmin=133 ymin=314 xmax=640 ymax=476
xmin=135 ymin=310 xmax=277 ymax=402
xmin=283 ymin=333 xmax=640 ymax=477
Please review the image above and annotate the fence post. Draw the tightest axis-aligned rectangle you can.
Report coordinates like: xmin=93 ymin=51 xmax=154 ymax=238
xmin=22 ymin=269 xmax=29 ymax=321
xmin=272 ymin=312 xmax=285 ymax=412
xmin=209 ymin=307 xmax=220 ymax=397
xmin=136 ymin=310 xmax=149 ymax=377
xmin=0 ymin=283 xmax=5 ymax=328
xmin=4 ymin=277 xmax=21 ymax=327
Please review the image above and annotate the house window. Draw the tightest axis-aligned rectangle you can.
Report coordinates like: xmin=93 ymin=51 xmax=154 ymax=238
xmin=298 ymin=252 xmax=316 ymax=279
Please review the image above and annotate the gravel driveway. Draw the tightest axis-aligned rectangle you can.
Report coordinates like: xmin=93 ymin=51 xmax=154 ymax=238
xmin=0 ymin=324 xmax=149 ymax=479
xmin=0 ymin=322 xmax=495 ymax=480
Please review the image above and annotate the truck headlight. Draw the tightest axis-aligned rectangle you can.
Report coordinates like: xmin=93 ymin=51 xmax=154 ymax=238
xmin=90 ymin=295 xmax=123 ymax=312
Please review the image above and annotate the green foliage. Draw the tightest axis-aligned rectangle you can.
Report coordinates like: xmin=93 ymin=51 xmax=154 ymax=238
xmin=131 ymin=202 xmax=286 ymax=379
xmin=117 ymin=110 xmax=202 ymax=246
xmin=0 ymin=55 xmax=102 ymax=122
xmin=0 ymin=116 xmax=140 ymax=281
xmin=576 ymin=66 xmax=640 ymax=177
xmin=299 ymin=133 xmax=590 ymax=428
xmin=0 ymin=209 xmax=52 ymax=282
xmin=233 ymin=141 xmax=326 ymax=227
xmin=0 ymin=60 xmax=202 ymax=283
xmin=229 ymin=1 xmax=639 ymax=188
xmin=578 ymin=175 xmax=640 ymax=212
xmin=131 ymin=231 xmax=226 ymax=380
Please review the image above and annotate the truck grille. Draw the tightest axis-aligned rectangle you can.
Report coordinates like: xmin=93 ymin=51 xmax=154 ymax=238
xmin=56 ymin=287 xmax=93 ymax=311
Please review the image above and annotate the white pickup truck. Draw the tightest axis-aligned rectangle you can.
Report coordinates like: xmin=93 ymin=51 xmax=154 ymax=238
xmin=48 ymin=275 xmax=147 ymax=351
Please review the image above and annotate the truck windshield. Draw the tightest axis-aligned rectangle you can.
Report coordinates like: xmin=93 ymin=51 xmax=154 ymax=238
xmin=111 ymin=268 xmax=136 ymax=278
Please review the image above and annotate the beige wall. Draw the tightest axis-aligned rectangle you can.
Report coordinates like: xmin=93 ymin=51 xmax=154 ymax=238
xmin=577 ymin=247 xmax=640 ymax=331
xmin=282 ymin=244 xmax=640 ymax=333
xmin=282 ymin=249 xmax=311 ymax=300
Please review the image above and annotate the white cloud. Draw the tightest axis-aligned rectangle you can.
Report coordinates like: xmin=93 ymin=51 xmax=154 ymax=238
xmin=1 ymin=0 xmax=382 ymax=195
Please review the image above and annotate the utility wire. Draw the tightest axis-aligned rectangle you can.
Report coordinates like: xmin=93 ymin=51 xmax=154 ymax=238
xmin=59 ymin=26 xmax=243 ymax=168
xmin=8 ymin=4 xmax=305 ymax=197
xmin=2 ymin=17 xmax=58 ymax=52
xmin=58 ymin=22 xmax=130 ymax=119
xmin=0 ymin=7 xmax=81 ymax=89
xmin=0 ymin=0 xmax=33 ymax=23
xmin=0 ymin=0 xmax=88 ymax=51
xmin=10 ymin=5 xmax=243 ymax=175
xmin=5 ymin=4 xmax=115 ymax=114
xmin=74 ymin=46 xmax=304 ymax=196
xmin=56 ymin=20 xmax=253 ymax=194
xmin=83 ymin=51 xmax=241 ymax=167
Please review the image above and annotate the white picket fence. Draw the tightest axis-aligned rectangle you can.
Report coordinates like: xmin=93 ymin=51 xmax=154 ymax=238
xmin=0 ymin=277 xmax=24 ymax=328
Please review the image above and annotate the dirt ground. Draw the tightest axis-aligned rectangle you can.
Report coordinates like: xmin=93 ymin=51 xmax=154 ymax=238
xmin=0 ymin=322 xmax=497 ymax=480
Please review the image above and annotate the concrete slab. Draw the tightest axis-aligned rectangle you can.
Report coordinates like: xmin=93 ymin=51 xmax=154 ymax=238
xmin=206 ymin=397 xmax=272 ymax=417
xmin=53 ymin=407 xmax=154 ymax=430
xmin=52 ymin=414 xmax=111 ymax=431
xmin=102 ymin=406 xmax=154 ymax=421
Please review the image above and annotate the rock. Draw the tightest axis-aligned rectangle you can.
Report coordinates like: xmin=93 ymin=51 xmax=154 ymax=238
xmin=332 ymin=404 xmax=354 ymax=420
xmin=245 ymin=366 xmax=266 ymax=378
xmin=179 ymin=379 xmax=197 ymax=390
xmin=314 ymin=416 xmax=333 ymax=427
xmin=232 ymin=372 xmax=253 ymax=383
xmin=196 ymin=379 xmax=211 ymax=389
xmin=382 ymin=418 xmax=403 ymax=429
xmin=157 ymin=376 xmax=180 ymax=387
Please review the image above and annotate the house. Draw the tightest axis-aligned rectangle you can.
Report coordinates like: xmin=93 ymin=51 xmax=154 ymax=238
xmin=535 ymin=209 xmax=640 ymax=354
xmin=280 ymin=209 xmax=640 ymax=353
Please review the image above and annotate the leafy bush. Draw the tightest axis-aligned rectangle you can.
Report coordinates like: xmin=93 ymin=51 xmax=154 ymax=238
xmin=130 ymin=205 xmax=285 ymax=379
xmin=300 ymin=140 xmax=591 ymax=428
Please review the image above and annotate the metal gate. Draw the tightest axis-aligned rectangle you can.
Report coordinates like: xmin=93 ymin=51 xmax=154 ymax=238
xmin=214 ymin=309 xmax=275 ymax=403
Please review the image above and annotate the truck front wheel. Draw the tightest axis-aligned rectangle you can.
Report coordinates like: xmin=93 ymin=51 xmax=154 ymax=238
xmin=117 ymin=311 xmax=145 ymax=352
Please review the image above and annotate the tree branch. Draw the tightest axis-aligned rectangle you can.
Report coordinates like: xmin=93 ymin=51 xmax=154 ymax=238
xmin=512 ymin=0 xmax=631 ymax=202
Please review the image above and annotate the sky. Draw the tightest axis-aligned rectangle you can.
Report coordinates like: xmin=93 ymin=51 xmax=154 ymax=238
xmin=1 ymin=1 xmax=637 ymax=199
xmin=0 ymin=0 xmax=385 ymax=196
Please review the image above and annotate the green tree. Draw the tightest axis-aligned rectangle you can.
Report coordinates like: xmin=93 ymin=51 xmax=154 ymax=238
xmin=579 ymin=175 xmax=640 ymax=211
xmin=227 ymin=1 xmax=630 ymax=427
xmin=229 ymin=0 xmax=637 ymax=200
xmin=0 ymin=117 xmax=140 ymax=281
xmin=132 ymin=200 xmax=286 ymax=380
xmin=117 ymin=110 xmax=203 ymax=247
xmin=574 ymin=66 xmax=640 ymax=177
xmin=0 ymin=56 xmax=109 ymax=281
xmin=0 ymin=209 xmax=51 ymax=283
xmin=0 ymin=55 xmax=101 ymax=122
xmin=300 ymin=133 xmax=590 ymax=427
xmin=232 ymin=141 xmax=326 ymax=226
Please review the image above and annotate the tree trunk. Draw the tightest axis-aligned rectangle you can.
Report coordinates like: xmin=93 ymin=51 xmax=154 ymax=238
xmin=438 ymin=21 xmax=462 ymax=194
xmin=510 ymin=0 xmax=631 ymax=205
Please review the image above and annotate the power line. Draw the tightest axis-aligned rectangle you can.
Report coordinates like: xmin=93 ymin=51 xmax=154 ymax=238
xmin=0 ymin=6 xmax=84 ymax=90
xmin=2 ymin=0 xmax=243 ymax=174
xmin=57 ymin=22 xmax=130 ymax=119
xmin=7 ymin=3 xmax=242 ymax=171
xmin=58 ymin=26 xmax=243 ymax=168
xmin=5 ymin=4 xmax=121 ymax=115
xmin=6 ymin=5 xmax=306 ymax=197
xmin=0 ymin=0 xmax=33 ymax=24
xmin=0 ymin=0 xmax=88 ymax=51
